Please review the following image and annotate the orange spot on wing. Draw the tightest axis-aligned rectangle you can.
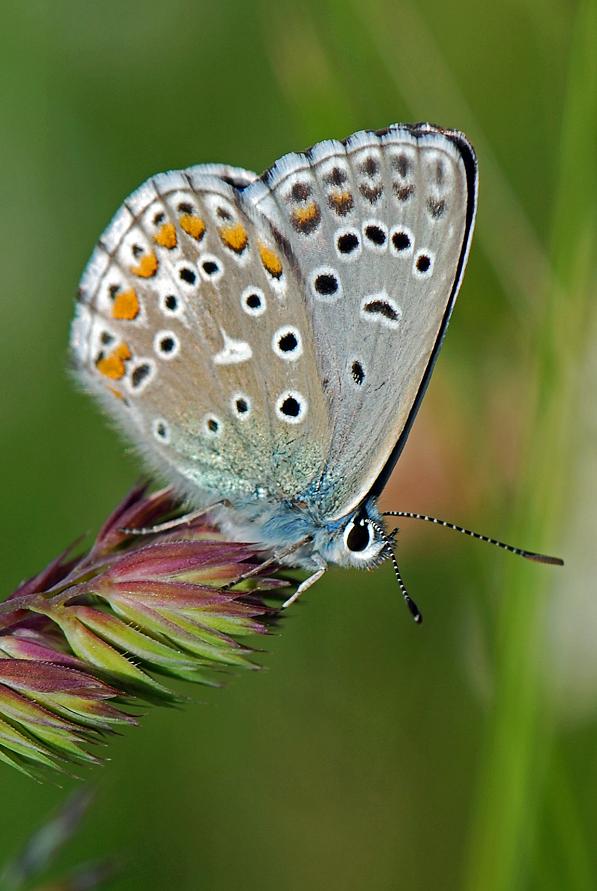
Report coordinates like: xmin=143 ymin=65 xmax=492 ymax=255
xmin=292 ymin=202 xmax=319 ymax=224
xmin=219 ymin=223 xmax=248 ymax=254
xmin=180 ymin=214 xmax=206 ymax=241
xmin=131 ymin=252 xmax=158 ymax=278
xmin=328 ymin=190 xmax=354 ymax=215
xmin=96 ymin=342 xmax=132 ymax=380
xmin=111 ymin=288 xmax=140 ymax=320
xmin=258 ymin=242 xmax=283 ymax=278
xmin=154 ymin=222 xmax=177 ymax=249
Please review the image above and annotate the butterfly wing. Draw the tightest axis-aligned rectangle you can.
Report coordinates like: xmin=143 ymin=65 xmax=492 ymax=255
xmin=71 ymin=164 xmax=333 ymax=505
xmin=241 ymin=124 xmax=477 ymax=520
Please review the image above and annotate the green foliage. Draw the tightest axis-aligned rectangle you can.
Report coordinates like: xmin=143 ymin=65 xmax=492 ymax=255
xmin=1 ymin=789 xmax=114 ymax=890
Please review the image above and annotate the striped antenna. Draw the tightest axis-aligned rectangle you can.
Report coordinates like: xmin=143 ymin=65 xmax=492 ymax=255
xmin=388 ymin=549 xmax=423 ymax=624
xmin=370 ymin=520 xmax=423 ymax=624
xmin=382 ymin=511 xmax=564 ymax=566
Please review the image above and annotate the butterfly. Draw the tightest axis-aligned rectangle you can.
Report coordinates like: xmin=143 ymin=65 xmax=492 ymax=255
xmin=71 ymin=122 xmax=562 ymax=621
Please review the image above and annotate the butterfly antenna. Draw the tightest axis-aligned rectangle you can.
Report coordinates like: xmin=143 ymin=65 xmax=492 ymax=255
xmin=371 ymin=519 xmax=423 ymax=624
xmin=389 ymin=549 xmax=423 ymax=624
xmin=382 ymin=511 xmax=564 ymax=566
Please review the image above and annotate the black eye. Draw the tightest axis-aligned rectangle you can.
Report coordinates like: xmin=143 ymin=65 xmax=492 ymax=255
xmin=346 ymin=516 xmax=371 ymax=552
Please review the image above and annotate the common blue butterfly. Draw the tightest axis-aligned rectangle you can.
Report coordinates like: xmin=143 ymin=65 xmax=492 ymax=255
xmin=71 ymin=123 xmax=562 ymax=621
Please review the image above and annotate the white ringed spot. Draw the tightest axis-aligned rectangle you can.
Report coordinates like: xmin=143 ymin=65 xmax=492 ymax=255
xmin=413 ymin=249 xmax=434 ymax=278
xmin=334 ymin=227 xmax=362 ymax=261
xmin=198 ymin=253 xmax=224 ymax=283
xmin=389 ymin=225 xmax=414 ymax=257
xmin=127 ymin=358 xmax=156 ymax=394
xmin=275 ymin=390 xmax=308 ymax=425
xmin=241 ymin=286 xmax=267 ymax=317
xmin=152 ymin=418 xmax=171 ymax=444
xmin=272 ymin=325 xmax=303 ymax=362
xmin=310 ymin=266 xmax=342 ymax=302
xmin=159 ymin=291 xmax=184 ymax=318
xmin=230 ymin=392 xmax=252 ymax=419
xmin=360 ymin=292 xmax=402 ymax=329
xmin=175 ymin=260 xmax=199 ymax=290
xmin=153 ymin=330 xmax=180 ymax=360
xmin=202 ymin=413 xmax=222 ymax=438
xmin=362 ymin=219 xmax=388 ymax=252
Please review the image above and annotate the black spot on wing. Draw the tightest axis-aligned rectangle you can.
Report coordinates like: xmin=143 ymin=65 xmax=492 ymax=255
xmin=363 ymin=299 xmax=400 ymax=322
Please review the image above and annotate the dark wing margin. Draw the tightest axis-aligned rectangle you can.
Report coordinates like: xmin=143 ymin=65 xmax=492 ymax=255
xmin=367 ymin=123 xmax=478 ymax=500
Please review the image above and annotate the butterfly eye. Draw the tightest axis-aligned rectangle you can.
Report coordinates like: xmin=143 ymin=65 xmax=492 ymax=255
xmin=344 ymin=516 xmax=372 ymax=552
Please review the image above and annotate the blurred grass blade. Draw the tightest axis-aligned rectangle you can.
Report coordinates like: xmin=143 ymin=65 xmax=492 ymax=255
xmin=464 ymin=1 xmax=597 ymax=889
xmin=0 ymin=788 xmax=105 ymax=890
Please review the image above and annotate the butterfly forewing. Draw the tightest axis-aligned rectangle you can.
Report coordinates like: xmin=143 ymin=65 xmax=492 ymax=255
xmin=72 ymin=165 xmax=332 ymax=504
xmin=242 ymin=124 xmax=477 ymax=519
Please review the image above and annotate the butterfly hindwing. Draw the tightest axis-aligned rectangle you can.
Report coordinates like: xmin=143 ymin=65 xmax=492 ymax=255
xmin=242 ymin=124 xmax=477 ymax=519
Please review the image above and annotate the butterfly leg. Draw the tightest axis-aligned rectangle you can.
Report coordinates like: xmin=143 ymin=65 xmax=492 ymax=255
xmin=121 ymin=500 xmax=231 ymax=535
xmin=282 ymin=557 xmax=327 ymax=608
xmin=222 ymin=537 xmax=314 ymax=591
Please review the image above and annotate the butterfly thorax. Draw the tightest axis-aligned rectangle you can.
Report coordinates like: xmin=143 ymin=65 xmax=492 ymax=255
xmin=211 ymin=495 xmax=390 ymax=571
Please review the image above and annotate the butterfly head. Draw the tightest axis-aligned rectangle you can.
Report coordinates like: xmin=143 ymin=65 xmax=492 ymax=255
xmin=321 ymin=501 xmax=392 ymax=571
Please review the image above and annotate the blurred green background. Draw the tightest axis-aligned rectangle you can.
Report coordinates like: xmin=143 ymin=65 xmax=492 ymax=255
xmin=1 ymin=1 xmax=595 ymax=889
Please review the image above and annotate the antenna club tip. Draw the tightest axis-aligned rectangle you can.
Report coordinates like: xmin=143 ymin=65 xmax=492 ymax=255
xmin=524 ymin=552 xmax=565 ymax=566
xmin=406 ymin=600 xmax=423 ymax=623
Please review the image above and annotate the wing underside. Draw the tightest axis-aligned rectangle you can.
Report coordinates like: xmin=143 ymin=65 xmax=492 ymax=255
xmin=241 ymin=123 xmax=478 ymax=519
xmin=72 ymin=125 xmax=477 ymax=521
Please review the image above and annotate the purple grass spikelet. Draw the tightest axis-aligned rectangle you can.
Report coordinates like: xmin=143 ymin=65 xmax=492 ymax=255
xmin=0 ymin=485 xmax=288 ymax=777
